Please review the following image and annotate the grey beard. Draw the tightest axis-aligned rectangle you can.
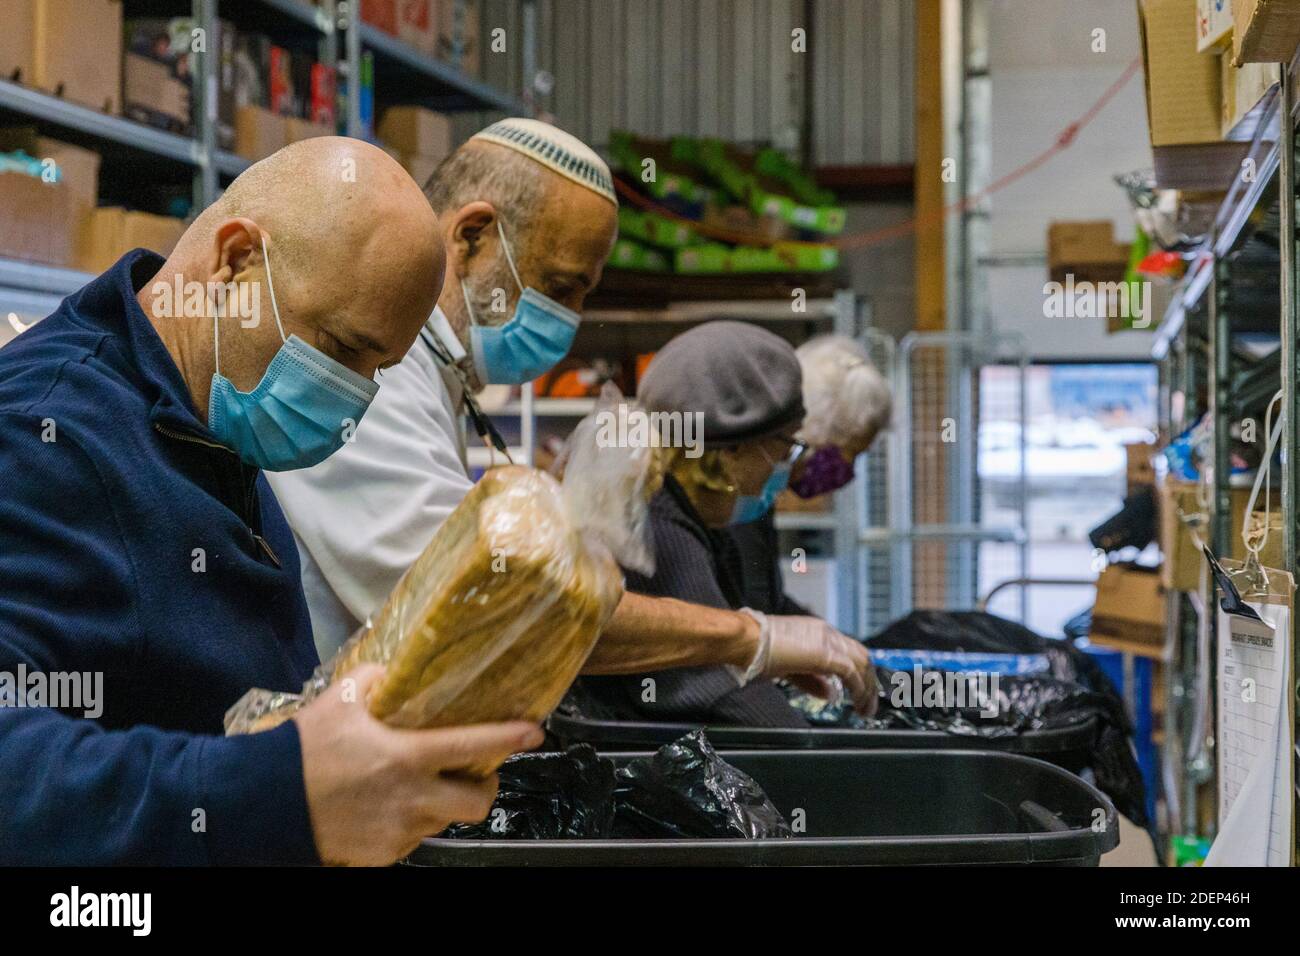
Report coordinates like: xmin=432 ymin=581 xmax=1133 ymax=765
xmin=456 ymin=259 xmax=519 ymax=394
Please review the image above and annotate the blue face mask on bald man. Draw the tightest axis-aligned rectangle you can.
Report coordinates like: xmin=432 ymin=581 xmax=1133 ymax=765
xmin=207 ymin=235 xmax=380 ymax=471
xmin=460 ymin=220 xmax=580 ymax=385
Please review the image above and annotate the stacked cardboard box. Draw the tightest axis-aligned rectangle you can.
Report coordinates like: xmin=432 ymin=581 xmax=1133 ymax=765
xmin=1125 ymin=442 xmax=1157 ymax=492
xmin=76 ymin=207 xmax=186 ymax=274
xmin=1157 ymin=476 xmax=1283 ymax=591
xmin=1196 ymin=0 xmax=1234 ymax=51
xmin=1138 ymin=0 xmax=1250 ymax=189
xmin=362 ymin=0 xmax=399 ymax=34
xmin=397 ymin=0 xmax=439 ymax=55
xmin=0 ymin=130 xmax=100 ymax=268
xmin=235 ymin=106 xmax=288 ymax=163
xmin=1232 ymin=0 xmax=1300 ymax=63
xmin=1047 ymin=221 xmax=1131 ymax=285
xmin=232 ymin=31 xmax=337 ymax=160
xmin=438 ymin=0 xmax=481 ymax=76
xmin=1219 ymin=55 xmax=1279 ymax=139
xmin=1090 ymin=563 xmax=1166 ymax=656
xmin=378 ymin=106 xmax=452 ymax=187
xmin=4 ymin=0 xmax=123 ymax=113
xmin=0 ymin=162 xmax=74 ymax=266
xmin=0 ymin=0 xmax=35 ymax=83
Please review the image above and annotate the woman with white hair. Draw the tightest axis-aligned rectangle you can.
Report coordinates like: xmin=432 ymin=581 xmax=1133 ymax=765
xmin=728 ymin=333 xmax=892 ymax=617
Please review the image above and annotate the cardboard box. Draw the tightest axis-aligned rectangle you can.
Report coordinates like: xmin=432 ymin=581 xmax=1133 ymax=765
xmin=377 ymin=106 xmax=453 ymax=160
xmin=1232 ymin=0 xmax=1300 ymax=63
xmin=1197 ymin=0 xmax=1234 ymax=50
xmin=1091 ymin=563 xmax=1166 ymax=649
xmin=1140 ymin=0 xmax=1255 ymax=189
xmin=437 ymin=0 xmax=479 ymax=75
xmin=1141 ymin=0 xmax=1222 ymax=146
xmin=1152 ymin=139 xmax=1252 ymax=189
xmin=32 ymin=0 xmax=122 ymax=113
xmin=1156 ymin=476 xmax=1282 ymax=590
xmin=38 ymin=136 xmax=99 ymax=213
xmin=234 ymin=105 xmax=288 ymax=162
xmin=1047 ymin=221 xmax=1131 ymax=284
xmin=393 ymin=150 xmax=440 ymax=188
xmin=1126 ymin=442 xmax=1157 ymax=490
xmin=0 ymin=165 xmax=76 ymax=266
xmin=362 ymin=0 xmax=398 ymax=34
xmin=285 ymin=116 xmax=334 ymax=144
xmin=0 ymin=0 xmax=35 ymax=83
xmin=1220 ymin=52 xmax=1279 ymax=138
xmin=0 ymin=128 xmax=100 ymax=213
xmin=122 ymin=52 xmax=190 ymax=132
xmin=75 ymin=207 xmax=186 ymax=274
xmin=397 ymin=0 xmax=439 ymax=55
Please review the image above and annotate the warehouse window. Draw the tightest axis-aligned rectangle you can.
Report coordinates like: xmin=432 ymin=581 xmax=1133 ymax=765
xmin=978 ymin=362 xmax=1158 ymax=637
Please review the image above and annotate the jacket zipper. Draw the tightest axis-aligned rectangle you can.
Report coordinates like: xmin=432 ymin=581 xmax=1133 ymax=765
xmin=153 ymin=422 xmax=281 ymax=568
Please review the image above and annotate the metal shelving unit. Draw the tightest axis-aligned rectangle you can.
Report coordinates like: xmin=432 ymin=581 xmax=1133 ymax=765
xmin=1 ymin=0 xmax=528 ymax=319
xmin=1151 ymin=51 xmax=1299 ymax=863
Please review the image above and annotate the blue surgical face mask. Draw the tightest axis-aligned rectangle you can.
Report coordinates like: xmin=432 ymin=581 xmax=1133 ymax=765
xmin=207 ymin=236 xmax=380 ymax=471
xmin=728 ymin=444 xmax=797 ymax=525
xmin=462 ymin=221 xmax=579 ymax=385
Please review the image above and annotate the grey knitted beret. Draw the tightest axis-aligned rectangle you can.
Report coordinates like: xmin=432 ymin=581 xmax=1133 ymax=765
xmin=637 ymin=320 xmax=805 ymax=447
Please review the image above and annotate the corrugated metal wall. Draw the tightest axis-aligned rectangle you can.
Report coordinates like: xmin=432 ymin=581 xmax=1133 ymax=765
xmin=466 ymin=0 xmax=914 ymax=165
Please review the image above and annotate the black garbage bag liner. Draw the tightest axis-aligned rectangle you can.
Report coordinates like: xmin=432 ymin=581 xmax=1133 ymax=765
xmin=843 ymin=610 xmax=1147 ymax=827
xmin=867 ymin=609 xmax=1125 ymax=703
xmin=443 ymin=744 xmax=617 ymax=840
xmin=444 ymin=732 xmax=789 ymax=841
xmin=612 ymin=730 xmax=792 ymax=839
xmin=787 ymin=666 xmax=1148 ymax=827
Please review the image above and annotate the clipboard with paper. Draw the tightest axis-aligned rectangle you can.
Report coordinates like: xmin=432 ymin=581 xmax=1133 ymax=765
xmin=1204 ymin=392 xmax=1295 ymax=867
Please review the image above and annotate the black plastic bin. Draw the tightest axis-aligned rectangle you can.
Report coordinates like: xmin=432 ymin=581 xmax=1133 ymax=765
xmin=409 ymin=749 xmax=1119 ymax=866
xmin=547 ymin=712 xmax=1099 ymax=771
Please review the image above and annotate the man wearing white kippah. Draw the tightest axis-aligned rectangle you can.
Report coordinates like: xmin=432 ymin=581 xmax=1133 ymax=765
xmin=268 ymin=119 xmax=874 ymax=713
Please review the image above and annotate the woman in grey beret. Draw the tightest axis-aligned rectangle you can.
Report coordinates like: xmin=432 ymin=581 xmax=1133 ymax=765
xmin=578 ymin=321 xmax=877 ymax=727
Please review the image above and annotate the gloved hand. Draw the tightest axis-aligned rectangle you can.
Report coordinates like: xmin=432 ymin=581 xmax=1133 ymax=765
xmin=736 ymin=609 xmax=879 ymax=716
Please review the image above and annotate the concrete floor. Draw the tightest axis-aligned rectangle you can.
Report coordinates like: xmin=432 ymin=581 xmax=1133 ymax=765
xmin=1101 ymin=814 xmax=1159 ymax=866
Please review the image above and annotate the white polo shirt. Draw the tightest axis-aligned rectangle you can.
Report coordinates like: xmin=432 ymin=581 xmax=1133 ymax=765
xmin=266 ymin=306 xmax=474 ymax=661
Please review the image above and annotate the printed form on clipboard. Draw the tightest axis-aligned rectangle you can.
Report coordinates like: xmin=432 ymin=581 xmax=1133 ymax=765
xmin=1204 ymin=551 xmax=1294 ymax=867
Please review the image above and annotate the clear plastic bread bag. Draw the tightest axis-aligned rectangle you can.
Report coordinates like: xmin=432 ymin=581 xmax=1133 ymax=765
xmin=225 ymin=385 xmax=661 ymax=770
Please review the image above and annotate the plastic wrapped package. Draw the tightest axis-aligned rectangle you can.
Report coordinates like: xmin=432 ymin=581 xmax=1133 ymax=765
xmin=225 ymin=393 xmax=661 ymax=776
xmin=612 ymin=730 xmax=792 ymax=839
xmin=444 ymin=744 xmax=617 ymax=840
xmin=443 ymin=731 xmax=791 ymax=842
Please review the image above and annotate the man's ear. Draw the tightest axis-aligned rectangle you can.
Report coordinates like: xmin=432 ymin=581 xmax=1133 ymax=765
xmin=447 ymin=202 xmax=497 ymax=275
xmin=207 ymin=218 xmax=264 ymax=284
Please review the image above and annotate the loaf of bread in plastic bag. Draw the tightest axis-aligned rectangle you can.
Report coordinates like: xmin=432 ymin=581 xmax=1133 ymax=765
xmin=225 ymin=390 xmax=659 ymax=773
xmin=332 ymin=465 xmax=623 ymax=728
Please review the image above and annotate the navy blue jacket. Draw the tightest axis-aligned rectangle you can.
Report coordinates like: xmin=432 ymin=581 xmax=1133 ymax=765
xmin=0 ymin=251 xmax=321 ymax=864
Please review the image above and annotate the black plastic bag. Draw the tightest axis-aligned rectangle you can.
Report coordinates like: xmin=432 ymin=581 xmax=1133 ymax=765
xmin=445 ymin=733 xmax=790 ymax=841
xmin=612 ymin=730 xmax=792 ymax=839
xmin=1089 ymin=486 xmax=1157 ymax=554
xmin=444 ymin=744 xmax=617 ymax=840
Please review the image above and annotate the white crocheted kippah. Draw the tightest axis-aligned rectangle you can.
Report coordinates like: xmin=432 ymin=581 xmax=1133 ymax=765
xmin=472 ymin=118 xmax=616 ymax=205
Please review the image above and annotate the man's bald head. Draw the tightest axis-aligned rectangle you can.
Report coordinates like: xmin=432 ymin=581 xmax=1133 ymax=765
xmin=144 ymin=136 xmax=445 ymax=422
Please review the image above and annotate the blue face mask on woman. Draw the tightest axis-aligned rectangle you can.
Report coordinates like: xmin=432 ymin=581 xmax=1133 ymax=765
xmin=207 ymin=235 xmax=380 ymax=471
xmin=462 ymin=221 xmax=579 ymax=385
xmin=729 ymin=442 xmax=800 ymax=525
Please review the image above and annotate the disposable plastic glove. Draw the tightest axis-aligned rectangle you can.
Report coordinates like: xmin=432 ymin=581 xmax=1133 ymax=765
xmin=736 ymin=609 xmax=879 ymax=716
